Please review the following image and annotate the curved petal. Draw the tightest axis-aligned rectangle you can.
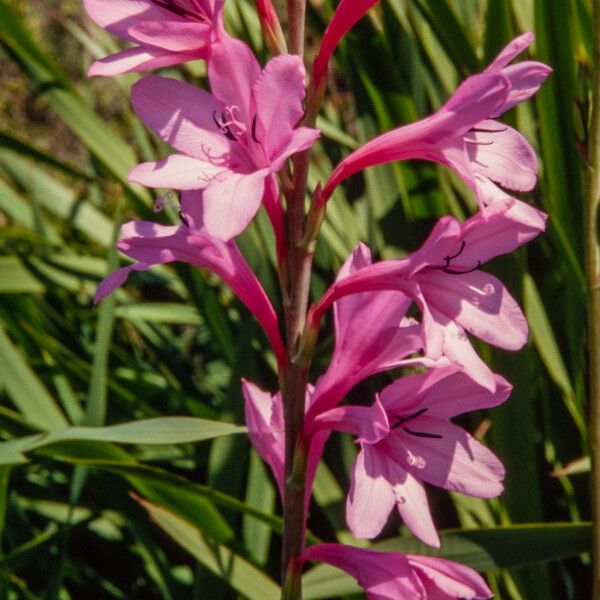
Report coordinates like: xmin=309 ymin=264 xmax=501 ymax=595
xmin=465 ymin=120 xmax=537 ymax=192
xmin=131 ymin=76 xmax=232 ymax=158
xmin=128 ymin=20 xmax=212 ymax=51
xmin=242 ymin=380 xmax=284 ymax=495
xmin=389 ymin=464 xmax=440 ymax=548
xmin=84 ymin=0 xmax=169 ymax=40
xmin=459 ymin=192 xmax=547 ymax=265
xmin=112 ymin=219 xmax=287 ymax=364
xmin=418 ymin=269 xmax=528 ymax=350
xmin=418 ymin=371 xmax=512 ymax=419
xmin=88 ymin=46 xmax=199 ymax=77
xmin=498 ymin=61 xmax=552 ymax=113
xmin=208 ymin=37 xmax=261 ymax=125
xmin=312 ymin=0 xmax=379 ymax=84
xmin=395 ymin=417 xmax=505 ymax=498
xmin=346 ymin=445 xmax=396 ymax=539
xmin=408 ymin=555 xmax=492 ymax=599
xmin=95 ymin=261 xmax=151 ymax=302
xmin=300 ymin=544 xmax=424 ymax=600
xmin=201 ymin=170 xmax=266 ymax=240
xmin=268 ymin=126 xmax=320 ymax=172
xmin=128 ymin=155 xmax=226 ymax=189
xmin=252 ymin=54 xmax=307 ymax=157
xmin=485 ymin=31 xmax=534 ymax=71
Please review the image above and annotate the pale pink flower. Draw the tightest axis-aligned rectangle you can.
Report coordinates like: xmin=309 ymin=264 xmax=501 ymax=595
xmin=95 ymin=195 xmax=287 ymax=366
xmin=84 ymin=0 xmax=225 ymax=76
xmin=320 ymin=33 xmax=551 ymax=212
xmin=300 ymin=543 xmax=493 ymax=600
xmin=312 ymin=199 xmax=547 ymax=390
xmin=128 ymin=42 xmax=319 ymax=240
xmin=313 ymin=366 xmax=511 ymax=546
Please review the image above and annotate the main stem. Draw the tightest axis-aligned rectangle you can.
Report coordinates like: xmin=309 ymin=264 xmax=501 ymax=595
xmin=281 ymin=2 xmax=311 ymax=598
xmin=588 ymin=2 xmax=600 ymax=598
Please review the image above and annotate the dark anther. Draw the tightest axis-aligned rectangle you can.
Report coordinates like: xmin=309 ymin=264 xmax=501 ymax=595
xmin=251 ymin=115 xmax=260 ymax=143
xmin=442 ymin=261 xmax=482 ymax=275
xmin=391 ymin=407 xmax=429 ymax=430
xmin=430 ymin=240 xmax=481 ymax=275
xmin=212 ymin=111 xmax=237 ymax=141
xmin=402 ymin=428 xmax=443 ymax=439
xmin=445 ymin=240 xmax=466 ymax=265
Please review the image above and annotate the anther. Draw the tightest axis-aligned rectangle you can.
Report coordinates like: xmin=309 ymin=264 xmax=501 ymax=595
xmin=212 ymin=111 xmax=238 ymax=141
xmin=251 ymin=115 xmax=260 ymax=143
xmin=391 ymin=407 xmax=429 ymax=430
xmin=402 ymin=428 xmax=443 ymax=439
xmin=442 ymin=261 xmax=482 ymax=275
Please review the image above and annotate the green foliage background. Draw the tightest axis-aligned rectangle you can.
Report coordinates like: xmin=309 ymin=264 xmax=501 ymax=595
xmin=0 ymin=0 xmax=593 ymax=598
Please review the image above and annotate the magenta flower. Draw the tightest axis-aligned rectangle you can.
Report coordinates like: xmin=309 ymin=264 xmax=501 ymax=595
xmin=84 ymin=0 xmax=226 ymax=76
xmin=320 ymin=33 xmax=551 ymax=212
xmin=306 ymin=242 xmax=429 ymax=423
xmin=300 ymin=543 xmax=492 ymax=599
xmin=95 ymin=195 xmax=287 ymax=366
xmin=128 ymin=42 xmax=319 ymax=240
xmin=312 ymin=199 xmax=547 ymax=390
xmin=313 ymin=366 xmax=511 ymax=546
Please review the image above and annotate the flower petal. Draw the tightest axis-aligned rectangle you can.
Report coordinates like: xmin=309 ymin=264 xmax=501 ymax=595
xmin=200 ymin=170 xmax=266 ymax=240
xmin=131 ymin=76 xmax=233 ymax=158
xmin=418 ymin=269 xmax=528 ymax=350
xmin=395 ymin=417 xmax=505 ymax=498
xmin=84 ymin=0 xmax=168 ymax=40
xmin=390 ymin=464 xmax=440 ymax=548
xmin=465 ymin=120 xmax=537 ymax=192
xmin=242 ymin=380 xmax=285 ymax=495
xmin=300 ymin=544 xmax=424 ymax=600
xmin=252 ymin=54 xmax=308 ymax=158
xmin=408 ymin=555 xmax=493 ymax=599
xmin=459 ymin=192 xmax=547 ymax=265
xmin=346 ymin=445 xmax=397 ymax=539
xmin=485 ymin=32 xmax=534 ymax=71
xmin=128 ymin=155 xmax=225 ymax=189
xmin=128 ymin=20 xmax=212 ymax=51
xmin=88 ymin=46 xmax=199 ymax=77
xmin=208 ymin=37 xmax=261 ymax=125
xmin=312 ymin=0 xmax=379 ymax=84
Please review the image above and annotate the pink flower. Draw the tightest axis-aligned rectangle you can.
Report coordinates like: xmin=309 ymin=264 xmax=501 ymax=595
xmin=320 ymin=33 xmax=551 ymax=211
xmin=313 ymin=366 xmax=511 ymax=546
xmin=84 ymin=0 xmax=225 ymax=76
xmin=95 ymin=195 xmax=287 ymax=366
xmin=312 ymin=199 xmax=547 ymax=390
xmin=300 ymin=543 xmax=493 ymax=599
xmin=128 ymin=42 xmax=319 ymax=240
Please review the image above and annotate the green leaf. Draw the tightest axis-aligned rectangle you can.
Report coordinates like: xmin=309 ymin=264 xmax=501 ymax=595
xmin=0 ymin=323 xmax=68 ymax=430
xmin=0 ymin=257 xmax=45 ymax=295
xmin=136 ymin=496 xmax=281 ymax=600
xmin=114 ymin=303 xmax=203 ymax=324
xmin=523 ymin=274 xmax=586 ymax=438
xmin=26 ymin=417 xmax=246 ymax=449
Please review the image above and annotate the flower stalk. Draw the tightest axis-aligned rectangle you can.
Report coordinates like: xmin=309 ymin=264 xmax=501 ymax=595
xmin=586 ymin=1 xmax=600 ymax=597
